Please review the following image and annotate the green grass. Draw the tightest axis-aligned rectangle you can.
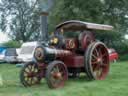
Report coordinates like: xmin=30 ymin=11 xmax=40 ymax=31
xmin=0 ymin=61 xmax=128 ymax=96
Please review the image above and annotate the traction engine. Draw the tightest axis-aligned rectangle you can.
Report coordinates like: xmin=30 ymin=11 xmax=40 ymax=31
xmin=20 ymin=20 xmax=113 ymax=88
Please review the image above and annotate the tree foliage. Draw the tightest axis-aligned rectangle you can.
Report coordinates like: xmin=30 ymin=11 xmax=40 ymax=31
xmin=0 ymin=0 xmax=41 ymax=42
xmin=1 ymin=40 xmax=22 ymax=48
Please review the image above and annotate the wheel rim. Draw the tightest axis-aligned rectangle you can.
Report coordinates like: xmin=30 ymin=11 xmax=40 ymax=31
xmin=90 ymin=44 xmax=109 ymax=80
xmin=49 ymin=63 xmax=67 ymax=88
xmin=34 ymin=46 xmax=44 ymax=63
xmin=21 ymin=63 xmax=40 ymax=86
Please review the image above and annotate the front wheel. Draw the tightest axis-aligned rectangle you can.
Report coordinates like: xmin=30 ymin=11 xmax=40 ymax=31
xmin=46 ymin=61 xmax=68 ymax=88
xmin=20 ymin=62 xmax=41 ymax=87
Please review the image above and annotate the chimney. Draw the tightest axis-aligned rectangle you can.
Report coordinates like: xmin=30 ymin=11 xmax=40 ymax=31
xmin=40 ymin=12 xmax=49 ymax=41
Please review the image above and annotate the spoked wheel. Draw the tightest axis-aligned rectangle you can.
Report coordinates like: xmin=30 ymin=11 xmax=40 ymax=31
xmin=20 ymin=62 xmax=41 ymax=86
xmin=46 ymin=61 xmax=68 ymax=89
xmin=85 ymin=42 xmax=109 ymax=80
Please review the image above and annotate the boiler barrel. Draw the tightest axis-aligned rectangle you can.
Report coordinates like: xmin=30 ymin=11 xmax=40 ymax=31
xmin=34 ymin=46 xmax=73 ymax=63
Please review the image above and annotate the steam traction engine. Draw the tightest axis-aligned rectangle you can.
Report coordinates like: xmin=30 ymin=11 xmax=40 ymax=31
xmin=20 ymin=20 xmax=113 ymax=88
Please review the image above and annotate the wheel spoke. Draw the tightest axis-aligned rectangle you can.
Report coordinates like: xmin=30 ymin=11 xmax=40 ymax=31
xmin=27 ymin=78 xmax=31 ymax=84
xmin=32 ymin=79 xmax=35 ymax=84
xmin=98 ymin=49 xmax=102 ymax=57
xmin=24 ymin=72 xmax=28 ymax=76
xmin=28 ymin=65 xmax=32 ymax=71
xmin=56 ymin=65 xmax=60 ymax=72
xmin=94 ymin=68 xmax=102 ymax=77
xmin=25 ymin=68 xmax=30 ymax=73
xmin=25 ymin=77 xmax=28 ymax=81
xmin=94 ymin=48 xmax=99 ymax=57
xmin=31 ymin=65 xmax=35 ymax=72
xmin=92 ymin=61 xmax=99 ymax=65
xmin=92 ymin=54 xmax=98 ymax=60
xmin=34 ymin=68 xmax=38 ymax=73
xmin=24 ymin=69 xmax=30 ymax=74
xmin=100 ymin=64 xmax=107 ymax=68
xmin=102 ymin=53 xmax=107 ymax=57
xmin=33 ymin=77 xmax=38 ymax=84
xmin=53 ymin=66 xmax=57 ymax=72
xmin=30 ymin=77 xmax=33 ymax=85
xmin=93 ymin=64 xmax=100 ymax=71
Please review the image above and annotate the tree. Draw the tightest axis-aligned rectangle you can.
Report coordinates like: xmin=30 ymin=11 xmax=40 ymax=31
xmin=1 ymin=40 xmax=22 ymax=48
xmin=0 ymin=0 xmax=41 ymax=42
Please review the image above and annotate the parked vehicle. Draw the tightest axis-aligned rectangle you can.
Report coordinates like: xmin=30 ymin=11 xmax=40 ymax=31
xmin=0 ymin=46 xmax=8 ymax=54
xmin=17 ymin=41 xmax=41 ymax=62
xmin=16 ymin=48 xmax=21 ymax=56
xmin=20 ymin=20 xmax=113 ymax=89
xmin=108 ymin=48 xmax=118 ymax=62
xmin=4 ymin=48 xmax=18 ymax=63
xmin=0 ymin=50 xmax=6 ymax=62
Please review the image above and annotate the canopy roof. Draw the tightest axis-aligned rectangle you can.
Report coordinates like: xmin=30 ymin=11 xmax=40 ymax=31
xmin=56 ymin=20 xmax=113 ymax=31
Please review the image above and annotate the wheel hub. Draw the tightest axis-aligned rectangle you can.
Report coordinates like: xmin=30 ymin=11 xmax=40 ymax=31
xmin=53 ymin=72 xmax=62 ymax=79
xmin=27 ymin=72 xmax=35 ymax=77
xmin=97 ymin=58 xmax=101 ymax=62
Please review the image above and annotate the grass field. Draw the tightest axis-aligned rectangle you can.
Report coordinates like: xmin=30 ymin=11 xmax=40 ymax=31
xmin=0 ymin=61 xmax=128 ymax=96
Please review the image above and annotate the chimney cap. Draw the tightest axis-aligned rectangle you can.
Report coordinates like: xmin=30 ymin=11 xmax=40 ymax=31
xmin=40 ymin=12 xmax=49 ymax=16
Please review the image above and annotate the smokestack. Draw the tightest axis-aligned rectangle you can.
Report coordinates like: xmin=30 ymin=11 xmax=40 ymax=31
xmin=40 ymin=12 xmax=49 ymax=41
xmin=38 ymin=0 xmax=54 ymax=41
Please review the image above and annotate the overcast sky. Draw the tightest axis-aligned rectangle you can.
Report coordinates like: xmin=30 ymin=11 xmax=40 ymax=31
xmin=125 ymin=34 xmax=128 ymax=39
xmin=0 ymin=32 xmax=10 ymax=43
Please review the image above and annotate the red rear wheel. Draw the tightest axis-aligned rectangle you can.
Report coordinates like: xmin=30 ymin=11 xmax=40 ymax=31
xmin=46 ymin=61 xmax=68 ymax=88
xmin=85 ymin=41 xmax=109 ymax=80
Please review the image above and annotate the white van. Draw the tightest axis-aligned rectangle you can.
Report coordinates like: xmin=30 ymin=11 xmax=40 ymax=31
xmin=17 ymin=41 xmax=41 ymax=62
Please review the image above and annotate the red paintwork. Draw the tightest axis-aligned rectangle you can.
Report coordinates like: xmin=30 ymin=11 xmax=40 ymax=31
xmin=55 ymin=49 xmax=73 ymax=58
xmin=62 ymin=55 xmax=84 ymax=68
xmin=81 ymin=32 xmax=95 ymax=49
xmin=60 ymin=34 xmax=94 ymax=68
xmin=65 ymin=38 xmax=78 ymax=49
xmin=52 ymin=35 xmax=95 ymax=68
xmin=108 ymin=48 xmax=119 ymax=62
xmin=37 ymin=63 xmax=47 ymax=78
xmin=109 ymin=52 xmax=118 ymax=62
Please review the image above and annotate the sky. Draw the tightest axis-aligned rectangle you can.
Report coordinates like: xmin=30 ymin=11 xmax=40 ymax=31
xmin=0 ymin=32 xmax=10 ymax=43
xmin=125 ymin=35 xmax=128 ymax=39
